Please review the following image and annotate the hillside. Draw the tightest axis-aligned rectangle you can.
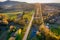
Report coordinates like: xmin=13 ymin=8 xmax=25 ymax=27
xmin=0 ymin=1 xmax=34 ymax=12
xmin=0 ymin=1 xmax=60 ymax=13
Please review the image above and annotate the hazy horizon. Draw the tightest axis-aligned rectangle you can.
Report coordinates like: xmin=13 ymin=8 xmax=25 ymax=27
xmin=0 ymin=0 xmax=60 ymax=3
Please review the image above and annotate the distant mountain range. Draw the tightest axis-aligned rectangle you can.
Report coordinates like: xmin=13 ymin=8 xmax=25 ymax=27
xmin=0 ymin=1 xmax=60 ymax=12
xmin=0 ymin=1 xmax=23 ymax=5
xmin=0 ymin=1 xmax=34 ymax=12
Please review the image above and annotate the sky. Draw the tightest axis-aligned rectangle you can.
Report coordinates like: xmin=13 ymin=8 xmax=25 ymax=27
xmin=0 ymin=0 xmax=60 ymax=3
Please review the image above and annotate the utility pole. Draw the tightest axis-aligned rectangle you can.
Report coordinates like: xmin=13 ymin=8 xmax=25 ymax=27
xmin=34 ymin=3 xmax=46 ymax=40
xmin=39 ymin=4 xmax=46 ymax=40
xmin=35 ymin=3 xmax=44 ymax=26
xmin=39 ymin=4 xmax=44 ymax=24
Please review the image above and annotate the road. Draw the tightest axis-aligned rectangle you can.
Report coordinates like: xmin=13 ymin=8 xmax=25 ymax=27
xmin=22 ymin=13 xmax=34 ymax=40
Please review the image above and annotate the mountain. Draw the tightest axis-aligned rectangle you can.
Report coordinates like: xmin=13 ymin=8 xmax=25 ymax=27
xmin=0 ymin=1 xmax=60 ymax=12
xmin=0 ymin=1 xmax=34 ymax=12
xmin=0 ymin=1 xmax=27 ymax=6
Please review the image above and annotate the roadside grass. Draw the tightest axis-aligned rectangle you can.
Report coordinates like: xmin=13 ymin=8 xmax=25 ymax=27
xmin=0 ymin=11 xmax=34 ymax=40
xmin=50 ymin=25 xmax=60 ymax=36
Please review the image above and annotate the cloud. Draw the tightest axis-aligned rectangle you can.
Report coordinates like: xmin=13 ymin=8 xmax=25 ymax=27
xmin=0 ymin=0 xmax=60 ymax=3
xmin=0 ymin=0 xmax=6 ymax=2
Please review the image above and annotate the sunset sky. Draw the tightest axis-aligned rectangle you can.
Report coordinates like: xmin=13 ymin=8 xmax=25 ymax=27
xmin=0 ymin=0 xmax=60 ymax=3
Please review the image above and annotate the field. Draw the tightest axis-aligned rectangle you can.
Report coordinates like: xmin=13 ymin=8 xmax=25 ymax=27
xmin=0 ymin=11 xmax=33 ymax=40
xmin=0 ymin=11 xmax=60 ymax=40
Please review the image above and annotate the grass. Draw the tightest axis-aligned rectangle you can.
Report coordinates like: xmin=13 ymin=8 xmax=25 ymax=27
xmin=0 ymin=11 xmax=34 ymax=40
xmin=50 ymin=24 xmax=60 ymax=35
xmin=15 ymin=12 xmax=33 ymax=40
xmin=0 ymin=31 xmax=5 ymax=37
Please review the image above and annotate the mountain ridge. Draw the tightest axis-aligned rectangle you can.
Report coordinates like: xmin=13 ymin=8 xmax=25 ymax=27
xmin=0 ymin=1 xmax=60 ymax=12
